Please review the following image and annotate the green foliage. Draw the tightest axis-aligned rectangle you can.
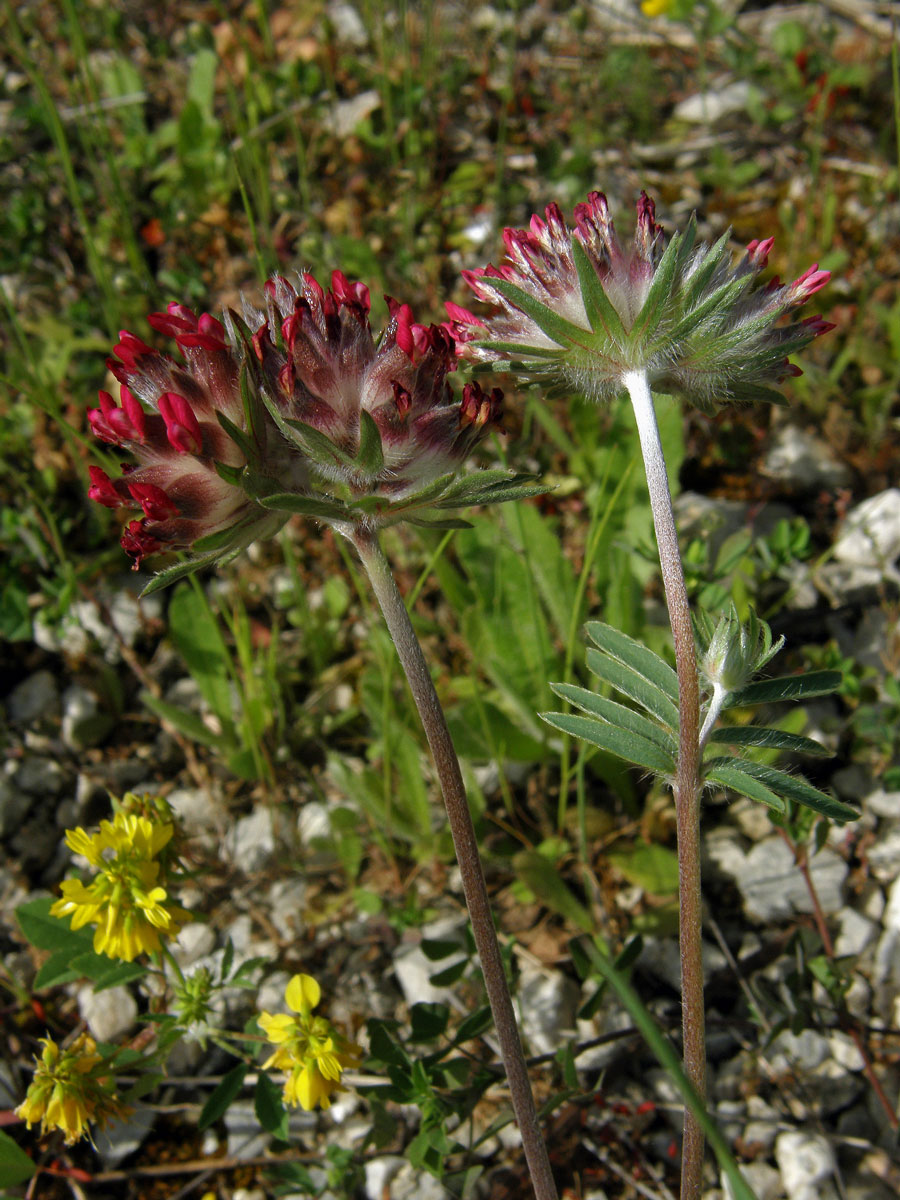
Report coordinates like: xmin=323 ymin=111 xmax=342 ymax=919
xmin=17 ymin=897 xmax=148 ymax=991
xmin=0 ymin=1129 xmax=36 ymax=1187
xmin=199 ymin=1063 xmax=248 ymax=1132
xmin=546 ymin=610 xmax=857 ymax=824
xmin=140 ymin=580 xmax=282 ymax=781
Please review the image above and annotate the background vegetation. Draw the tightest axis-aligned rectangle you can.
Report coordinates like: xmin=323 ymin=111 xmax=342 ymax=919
xmin=2 ymin=0 xmax=898 ymax=1196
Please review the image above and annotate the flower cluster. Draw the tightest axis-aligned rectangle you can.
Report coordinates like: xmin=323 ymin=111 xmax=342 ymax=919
xmin=51 ymin=798 xmax=189 ymax=962
xmin=447 ymin=190 xmax=833 ymax=411
xmin=16 ymin=1034 xmax=130 ymax=1145
xmin=89 ymin=270 xmax=506 ymax=582
xmin=258 ymin=973 xmax=361 ymax=1111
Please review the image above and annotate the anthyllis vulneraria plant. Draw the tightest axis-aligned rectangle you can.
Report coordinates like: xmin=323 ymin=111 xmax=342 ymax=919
xmin=446 ymin=190 xmax=833 ymax=411
xmin=51 ymin=794 xmax=190 ymax=962
xmin=259 ymin=974 xmax=362 ymax=1111
xmin=16 ymin=1034 xmax=131 ymax=1146
xmin=86 ymin=272 xmax=559 ymax=1199
xmin=88 ymin=270 xmax=528 ymax=592
xmin=449 ymin=189 xmax=851 ymax=1198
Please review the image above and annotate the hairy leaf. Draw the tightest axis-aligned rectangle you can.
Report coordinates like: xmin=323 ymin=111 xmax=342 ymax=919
xmin=550 ymin=681 xmax=677 ymax=754
xmin=585 ymin=622 xmax=679 ymax=701
xmin=585 ymin=647 xmax=680 ymax=731
xmin=706 ymin=726 xmax=831 ymax=756
xmin=727 ymin=670 xmax=843 ymax=708
xmin=541 ymin=710 xmax=675 ymax=773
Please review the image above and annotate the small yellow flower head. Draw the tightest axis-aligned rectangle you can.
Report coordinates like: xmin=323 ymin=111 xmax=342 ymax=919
xmin=51 ymin=807 xmax=190 ymax=962
xmin=258 ymin=974 xmax=362 ymax=1111
xmin=641 ymin=0 xmax=673 ymax=17
xmin=16 ymin=1034 xmax=131 ymax=1145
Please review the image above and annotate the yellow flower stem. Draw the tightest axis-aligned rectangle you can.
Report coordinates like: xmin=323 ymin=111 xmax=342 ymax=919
xmin=624 ymin=370 xmax=705 ymax=1199
xmin=351 ymin=525 xmax=558 ymax=1200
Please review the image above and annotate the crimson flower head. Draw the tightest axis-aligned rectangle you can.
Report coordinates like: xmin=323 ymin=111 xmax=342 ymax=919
xmin=447 ymin=190 xmax=834 ymax=411
xmin=89 ymin=270 xmax=530 ymax=593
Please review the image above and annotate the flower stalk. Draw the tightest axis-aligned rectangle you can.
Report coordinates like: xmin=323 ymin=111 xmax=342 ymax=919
xmin=351 ymin=524 xmax=558 ymax=1200
xmin=451 ymin=190 xmax=836 ymax=1198
xmin=623 ymin=369 xmax=706 ymax=1196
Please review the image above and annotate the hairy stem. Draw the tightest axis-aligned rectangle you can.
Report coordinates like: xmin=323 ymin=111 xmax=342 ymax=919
xmin=351 ymin=525 xmax=559 ymax=1200
xmin=624 ymin=370 xmax=706 ymax=1197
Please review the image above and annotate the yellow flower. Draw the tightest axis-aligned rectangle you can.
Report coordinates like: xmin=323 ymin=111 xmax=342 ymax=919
xmin=51 ymin=807 xmax=189 ymax=961
xmin=259 ymin=974 xmax=362 ymax=1111
xmin=641 ymin=0 xmax=673 ymax=15
xmin=16 ymin=1034 xmax=131 ymax=1145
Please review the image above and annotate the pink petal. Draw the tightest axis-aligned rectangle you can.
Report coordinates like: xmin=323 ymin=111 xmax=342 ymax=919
xmin=158 ymin=392 xmax=203 ymax=455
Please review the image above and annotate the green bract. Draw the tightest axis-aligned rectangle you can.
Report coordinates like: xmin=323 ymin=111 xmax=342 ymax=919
xmin=448 ymin=191 xmax=834 ymax=411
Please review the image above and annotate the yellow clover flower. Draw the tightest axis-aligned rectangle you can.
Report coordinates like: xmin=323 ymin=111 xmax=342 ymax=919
xmin=51 ymin=809 xmax=189 ymax=962
xmin=16 ymin=1034 xmax=131 ymax=1145
xmin=259 ymin=974 xmax=362 ymax=1111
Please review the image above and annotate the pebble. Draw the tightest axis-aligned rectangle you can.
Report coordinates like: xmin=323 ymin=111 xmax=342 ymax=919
xmin=674 ymin=80 xmax=753 ymax=124
xmin=6 ymin=670 xmax=60 ymax=724
xmin=393 ymin=917 xmax=468 ymax=1008
xmin=724 ymin=1161 xmax=783 ymax=1200
xmin=761 ymin=426 xmax=851 ymax=491
xmin=708 ymin=834 xmax=847 ymax=923
xmin=363 ymin=1158 xmax=449 ymax=1199
xmin=324 ymin=91 xmax=380 ymax=139
xmin=864 ymin=789 xmax=900 ymax=820
xmin=110 ymin=585 xmax=161 ymax=646
xmin=224 ymin=1100 xmax=315 ymax=1159
xmin=78 ymin=984 xmax=138 ymax=1042
xmin=324 ymin=1 xmax=368 ymax=46
xmin=827 ymin=1031 xmax=865 ymax=1073
xmin=93 ymin=1105 xmax=156 ymax=1168
xmin=225 ymin=806 xmax=287 ymax=874
xmin=767 ymin=1029 xmax=830 ymax=1074
xmin=774 ymin=1129 xmax=839 ymax=1200
xmin=517 ymin=963 xmax=579 ymax=1055
xmin=866 ymin=825 xmax=900 ymax=884
xmin=835 ymin=907 xmax=878 ymax=957
xmin=172 ymin=922 xmax=217 ymax=967
xmin=32 ymin=609 xmax=88 ymax=658
xmin=296 ymin=799 xmax=331 ymax=845
xmin=14 ymin=755 xmax=66 ymax=797
xmin=637 ymin=933 xmax=726 ymax=991
xmin=741 ymin=1094 xmax=782 ymax=1154
xmin=0 ymin=773 xmax=33 ymax=838
xmin=833 ymin=488 xmax=900 ymax=572
xmin=61 ymin=683 xmax=114 ymax=750
xmin=872 ymin=875 xmax=900 ymax=1021
xmin=168 ymin=787 xmax=220 ymax=835
xmin=268 ymin=878 xmax=308 ymax=938
xmin=12 ymin=817 xmax=66 ymax=875
xmin=224 ymin=1100 xmax=274 ymax=1159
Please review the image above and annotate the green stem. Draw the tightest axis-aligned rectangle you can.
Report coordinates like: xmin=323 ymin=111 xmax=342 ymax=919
xmin=351 ymin=525 xmax=558 ymax=1200
xmin=623 ymin=370 xmax=706 ymax=1198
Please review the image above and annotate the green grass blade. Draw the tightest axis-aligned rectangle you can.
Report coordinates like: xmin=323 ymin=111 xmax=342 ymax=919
xmin=577 ymin=938 xmax=760 ymax=1200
